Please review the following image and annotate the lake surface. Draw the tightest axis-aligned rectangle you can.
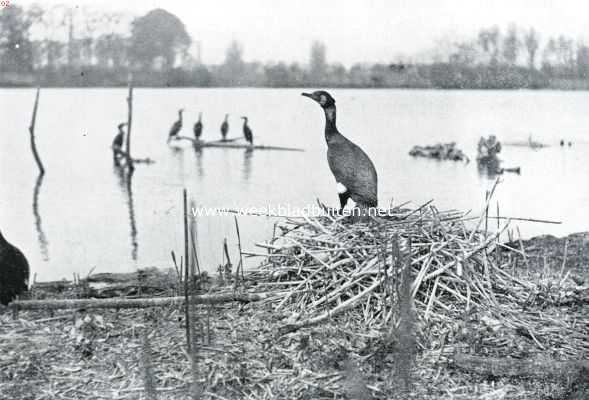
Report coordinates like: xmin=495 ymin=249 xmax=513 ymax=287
xmin=1 ymin=88 xmax=588 ymax=281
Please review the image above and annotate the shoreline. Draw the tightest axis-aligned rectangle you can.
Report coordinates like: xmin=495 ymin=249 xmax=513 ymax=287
xmin=3 ymin=200 xmax=588 ymax=400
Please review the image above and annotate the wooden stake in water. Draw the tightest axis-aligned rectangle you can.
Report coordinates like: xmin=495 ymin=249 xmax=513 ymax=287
xmin=223 ymin=238 xmax=232 ymax=282
xmin=189 ymin=200 xmax=201 ymax=278
xmin=125 ymin=81 xmax=135 ymax=171
xmin=234 ymin=216 xmax=245 ymax=288
xmin=28 ymin=87 xmax=45 ymax=175
xmin=183 ymin=189 xmax=192 ymax=352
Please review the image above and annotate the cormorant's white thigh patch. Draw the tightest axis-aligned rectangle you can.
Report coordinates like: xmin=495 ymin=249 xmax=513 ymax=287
xmin=336 ymin=182 xmax=347 ymax=194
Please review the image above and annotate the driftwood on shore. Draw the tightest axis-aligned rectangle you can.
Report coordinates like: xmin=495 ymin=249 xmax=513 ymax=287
xmin=10 ymin=292 xmax=274 ymax=311
xmin=451 ymin=353 xmax=589 ymax=379
xmin=32 ymin=267 xmax=175 ymax=298
xmin=172 ymin=135 xmax=304 ymax=152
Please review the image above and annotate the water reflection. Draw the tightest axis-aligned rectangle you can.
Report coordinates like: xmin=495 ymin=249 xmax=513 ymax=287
xmin=476 ymin=156 xmax=501 ymax=180
xmin=169 ymin=144 xmax=186 ymax=182
xmin=242 ymin=148 xmax=253 ymax=181
xmin=32 ymin=174 xmax=49 ymax=261
xmin=194 ymin=146 xmax=205 ymax=178
xmin=114 ymin=167 xmax=138 ymax=261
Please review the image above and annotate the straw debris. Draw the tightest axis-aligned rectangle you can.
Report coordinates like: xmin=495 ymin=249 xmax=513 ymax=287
xmin=1 ymin=199 xmax=588 ymax=399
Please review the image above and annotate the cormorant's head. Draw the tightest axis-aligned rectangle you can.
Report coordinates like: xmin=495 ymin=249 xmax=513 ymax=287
xmin=224 ymin=113 xmax=229 ymax=119
xmin=301 ymin=90 xmax=336 ymax=108
xmin=117 ymin=122 xmax=127 ymax=130
xmin=179 ymin=108 xmax=184 ymax=114
xmin=241 ymin=116 xmax=248 ymax=123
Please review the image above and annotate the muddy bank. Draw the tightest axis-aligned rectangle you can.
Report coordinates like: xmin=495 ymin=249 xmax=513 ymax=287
xmin=1 ymin=228 xmax=588 ymax=400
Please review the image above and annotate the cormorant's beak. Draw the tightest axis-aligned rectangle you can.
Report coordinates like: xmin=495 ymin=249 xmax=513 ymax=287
xmin=301 ymin=92 xmax=314 ymax=100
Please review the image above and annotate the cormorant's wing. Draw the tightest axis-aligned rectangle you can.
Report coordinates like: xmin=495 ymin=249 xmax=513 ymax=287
xmin=327 ymin=136 xmax=378 ymax=207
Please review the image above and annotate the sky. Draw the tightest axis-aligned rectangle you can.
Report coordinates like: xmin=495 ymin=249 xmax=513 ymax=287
xmin=16 ymin=0 xmax=589 ymax=66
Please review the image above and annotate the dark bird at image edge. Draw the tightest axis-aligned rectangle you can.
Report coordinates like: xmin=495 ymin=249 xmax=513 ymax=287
xmin=0 ymin=230 xmax=30 ymax=306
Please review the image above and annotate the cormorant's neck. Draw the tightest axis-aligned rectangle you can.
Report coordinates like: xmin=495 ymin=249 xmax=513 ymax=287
xmin=323 ymin=106 xmax=338 ymax=141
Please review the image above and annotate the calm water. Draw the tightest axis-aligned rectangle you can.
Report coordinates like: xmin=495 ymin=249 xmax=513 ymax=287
xmin=1 ymin=88 xmax=588 ymax=281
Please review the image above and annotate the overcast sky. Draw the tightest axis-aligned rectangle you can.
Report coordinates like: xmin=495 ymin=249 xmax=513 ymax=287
xmin=18 ymin=0 xmax=589 ymax=66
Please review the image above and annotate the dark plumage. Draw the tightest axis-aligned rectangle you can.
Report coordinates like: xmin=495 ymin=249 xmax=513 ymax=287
xmin=193 ymin=112 xmax=203 ymax=140
xmin=241 ymin=116 xmax=253 ymax=145
xmin=0 ymin=231 xmax=30 ymax=305
xmin=112 ymin=123 xmax=126 ymax=149
xmin=302 ymin=90 xmax=378 ymax=212
xmin=168 ymin=109 xmax=184 ymax=142
xmin=220 ymin=114 xmax=229 ymax=140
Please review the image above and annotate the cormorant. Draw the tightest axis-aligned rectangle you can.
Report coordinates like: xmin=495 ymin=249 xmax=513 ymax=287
xmin=241 ymin=116 xmax=253 ymax=146
xmin=113 ymin=122 xmax=126 ymax=149
xmin=302 ymin=90 xmax=378 ymax=214
xmin=0 ymin=230 xmax=30 ymax=305
xmin=168 ymin=109 xmax=184 ymax=142
xmin=193 ymin=112 xmax=203 ymax=140
xmin=112 ymin=122 xmax=127 ymax=164
xmin=220 ymin=114 xmax=229 ymax=141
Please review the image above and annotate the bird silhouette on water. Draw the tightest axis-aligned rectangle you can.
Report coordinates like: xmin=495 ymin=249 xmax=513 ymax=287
xmin=193 ymin=112 xmax=203 ymax=141
xmin=168 ymin=108 xmax=184 ymax=142
xmin=302 ymin=90 xmax=378 ymax=216
xmin=0 ymin=230 xmax=30 ymax=305
xmin=241 ymin=116 xmax=253 ymax=146
xmin=220 ymin=114 xmax=229 ymax=141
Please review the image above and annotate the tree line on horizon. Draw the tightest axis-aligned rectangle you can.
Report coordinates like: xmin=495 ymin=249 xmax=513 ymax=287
xmin=1 ymin=4 xmax=589 ymax=89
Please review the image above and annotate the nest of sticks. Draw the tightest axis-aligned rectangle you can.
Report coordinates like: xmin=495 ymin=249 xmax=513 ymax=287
xmin=250 ymin=200 xmax=589 ymax=362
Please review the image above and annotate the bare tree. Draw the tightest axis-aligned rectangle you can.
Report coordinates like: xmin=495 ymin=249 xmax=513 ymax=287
xmin=524 ymin=28 xmax=539 ymax=69
xmin=478 ymin=26 xmax=500 ymax=65
xmin=450 ymin=41 xmax=478 ymax=66
xmin=309 ymin=40 xmax=327 ymax=82
xmin=502 ymin=24 xmax=520 ymax=65
xmin=557 ymin=35 xmax=575 ymax=71
xmin=577 ymin=43 xmax=589 ymax=78
xmin=222 ymin=40 xmax=245 ymax=84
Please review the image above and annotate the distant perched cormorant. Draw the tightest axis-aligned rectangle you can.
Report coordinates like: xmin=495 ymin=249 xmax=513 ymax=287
xmin=302 ymin=90 xmax=378 ymax=214
xmin=112 ymin=122 xmax=127 ymax=164
xmin=113 ymin=122 xmax=126 ymax=149
xmin=193 ymin=112 xmax=203 ymax=140
xmin=168 ymin=109 xmax=184 ymax=142
xmin=220 ymin=114 xmax=229 ymax=141
xmin=0 ymin=230 xmax=30 ymax=305
xmin=241 ymin=116 xmax=253 ymax=146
